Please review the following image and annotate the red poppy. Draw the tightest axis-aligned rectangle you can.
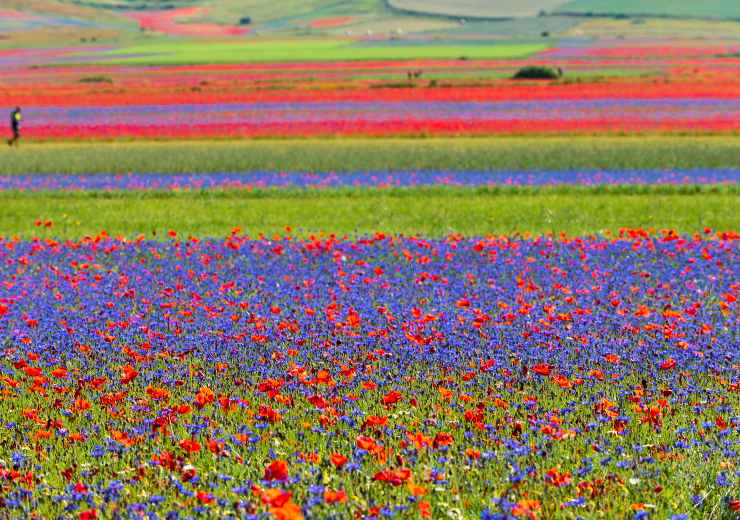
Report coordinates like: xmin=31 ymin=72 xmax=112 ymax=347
xmin=433 ymin=432 xmax=454 ymax=448
xmin=307 ymin=395 xmax=328 ymax=409
xmin=179 ymin=439 xmax=201 ymax=453
xmin=120 ymin=365 xmax=139 ymax=384
xmin=382 ymin=390 xmax=403 ymax=405
xmin=544 ymin=467 xmax=572 ymax=487
xmin=196 ymin=491 xmax=213 ymax=504
xmin=362 ymin=415 xmax=388 ymax=429
xmin=372 ymin=468 xmax=412 ymax=486
xmin=194 ymin=386 xmax=215 ymax=408
xmin=146 ymin=386 xmax=170 ymax=401
xmin=264 ymin=459 xmax=289 ymax=481
xmin=73 ymin=399 xmax=92 ymax=412
xmin=466 ymin=448 xmax=481 ymax=460
xmin=260 ymin=488 xmax=293 ymax=507
xmin=51 ymin=367 xmax=68 ymax=379
xmin=330 ymin=453 xmax=348 ymax=468
xmin=532 ymin=364 xmax=551 ymax=376
xmin=23 ymin=366 xmax=42 ymax=377
xmin=512 ymin=500 xmax=541 ymax=519
xmin=258 ymin=405 xmax=282 ymax=423
xmin=356 ymin=435 xmax=377 ymax=451
xmin=270 ymin=501 xmax=303 ymax=520
xmin=324 ymin=489 xmax=348 ymax=504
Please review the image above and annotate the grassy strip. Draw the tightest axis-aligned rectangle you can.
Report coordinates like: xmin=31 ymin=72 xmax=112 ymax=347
xmin=2 ymin=190 xmax=736 ymax=238
xmin=1 ymin=184 xmax=737 ymax=198
xmin=94 ymin=40 xmax=547 ymax=65
xmin=1 ymin=137 xmax=739 ymax=174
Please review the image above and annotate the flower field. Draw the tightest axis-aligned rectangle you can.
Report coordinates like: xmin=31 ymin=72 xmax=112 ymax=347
xmin=14 ymin=97 xmax=740 ymax=140
xmin=1 ymin=5 xmax=739 ymax=518
xmin=0 ymin=231 xmax=737 ymax=519
xmin=1 ymin=46 xmax=738 ymax=140
xmin=0 ymin=169 xmax=738 ymax=192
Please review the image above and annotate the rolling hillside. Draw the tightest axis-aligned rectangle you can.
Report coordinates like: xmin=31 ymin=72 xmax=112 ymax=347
xmin=387 ymin=0 xmax=568 ymax=19
xmin=557 ymin=0 xmax=740 ymax=20
xmin=0 ymin=0 xmax=738 ymax=50
xmin=5 ymin=0 xmax=739 ymax=30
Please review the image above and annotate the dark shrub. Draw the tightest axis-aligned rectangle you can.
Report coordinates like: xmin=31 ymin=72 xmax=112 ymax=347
xmin=79 ymin=75 xmax=114 ymax=84
xmin=513 ymin=66 xmax=561 ymax=80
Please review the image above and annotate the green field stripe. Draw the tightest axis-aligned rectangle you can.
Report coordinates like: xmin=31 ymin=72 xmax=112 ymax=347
xmin=1 ymin=137 xmax=739 ymax=174
xmin=88 ymin=40 xmax=546 ymax=65
xmin=1 ymin=190 xmax=736 ymax=238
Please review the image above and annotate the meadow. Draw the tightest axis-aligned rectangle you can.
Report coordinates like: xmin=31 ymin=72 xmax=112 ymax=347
xmin=1 ymin=187 xmax=737 ymax=239
xmin=386 ymin=0 xmax=568 ymax=19
xmin=3 ymin=57 xmax=738 ymax=139
xmin=97 ymin=41 xmax=547 ymax=66
xmin=1 ymin=137 xmax=738 ymax=174
xmin=0 ymin=2 xmax=738 ymax=519
xmin=556 ymin=0 xmax=740 ymax=19
xmin=0 ymin=232 xmax=737 ymax=519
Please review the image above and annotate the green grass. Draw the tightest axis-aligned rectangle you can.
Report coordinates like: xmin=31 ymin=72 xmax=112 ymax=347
xmin=95 ymin=39 xmax=546 ymax=65
xmin=2 ymin=188 xmax=736 ymax=238
xmin=388 ymin=0 xmax=568 ymax=19
xmin=557 ymin=0 xmax=740 ymax=19
xmin=2 ymin=137 xmax=739 ymax=174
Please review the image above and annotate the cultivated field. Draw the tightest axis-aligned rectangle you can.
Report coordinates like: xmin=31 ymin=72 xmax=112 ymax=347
xmin=557 ymin=0 xmax=740 ymax=19
xmin=387 ymin=0 xmax=567 ymax=19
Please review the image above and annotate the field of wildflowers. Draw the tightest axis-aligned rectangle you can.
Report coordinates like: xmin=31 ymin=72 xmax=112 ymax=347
xmin=0 ymin=11 xmax=738 ymax=518
xmin=0 ymin=231 xmax=737 ymax=519
xmin=1 ymin=44 xmax=738 ymax=140
xmin=14 ymin=97 xmax=740 ymax=140
xmin=0 ymin=169 xmax=737 ymax=192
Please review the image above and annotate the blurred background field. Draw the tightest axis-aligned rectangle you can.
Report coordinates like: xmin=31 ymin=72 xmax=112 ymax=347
xmin=0 ymin=0 xmax=738 ymax=238
xmin=0 ymin=137 xmax=738 ymax=174
xmin=0 ymin=0 xmax=737 ymax=56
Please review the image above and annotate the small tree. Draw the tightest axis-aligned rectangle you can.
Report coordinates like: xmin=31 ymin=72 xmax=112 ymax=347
xmin=513 ymin=66 xmax=561 ymax=80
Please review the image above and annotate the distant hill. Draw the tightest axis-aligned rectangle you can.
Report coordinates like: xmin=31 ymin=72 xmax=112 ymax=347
xmin=389 ymin=0 xmax=740 ymax=20
xmin=556 ymin=0 xmax=740 ymax=20
xmin=387 ymin=0 xmax=568 ymax=19
xmin=13 ymin=0 xmax=740 ymax=22
xmin=0 ymin=0 xmax=737 ymax=49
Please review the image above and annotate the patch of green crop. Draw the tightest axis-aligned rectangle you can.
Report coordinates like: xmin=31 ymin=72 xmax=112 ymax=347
xmin=556 ymin=0 xmax=740 ymax=19
xmin=93 ymin=39 xmax=546 ymax=65
xmin=1 ymin=189 xmax=736 ymax=239
xmin=388 ymin=0 xmax=568 ymax=19
xmin=1 ymin=137 xmax=738 ymax=174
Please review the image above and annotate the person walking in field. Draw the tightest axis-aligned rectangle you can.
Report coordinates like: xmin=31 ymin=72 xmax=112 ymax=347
xmin=7 ymin=107 xmax=21 ymax=147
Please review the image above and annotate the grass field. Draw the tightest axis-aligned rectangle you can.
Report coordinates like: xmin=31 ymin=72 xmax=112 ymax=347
xmin=564 ymin=17 xmax=740 ymax=38
xmin=2 ymin=188 xmax=735 ymax=238
xmin=97 ymin=39 xmax=546 ymax=64
xmin=557 ymin=0 xmax=740 ymax=19
xmin=1 ymin=137 xmax=738 ymax=174
xmin=388 ymin=0 xmax=567 ymax=19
